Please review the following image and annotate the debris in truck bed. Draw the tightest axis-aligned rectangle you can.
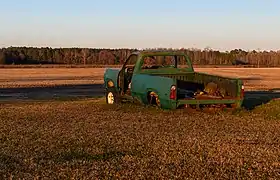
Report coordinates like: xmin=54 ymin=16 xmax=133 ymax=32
xmin=179 ymin=82 xmax=227 ymax=100
xmin=204 ymin=82 xmax=218 ymax=95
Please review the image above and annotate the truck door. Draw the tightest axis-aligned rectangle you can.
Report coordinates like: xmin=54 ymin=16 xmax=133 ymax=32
xmin=117 ymin=53 xmax=138 ymax=95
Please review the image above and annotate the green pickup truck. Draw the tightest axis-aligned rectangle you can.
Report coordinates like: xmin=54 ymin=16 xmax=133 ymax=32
xmin=103 ymin=50 xmax=244 ymax=110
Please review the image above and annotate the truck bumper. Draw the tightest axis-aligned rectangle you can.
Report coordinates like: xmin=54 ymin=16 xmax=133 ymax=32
xmin=177 ymin=99 xmax=244 ymax=108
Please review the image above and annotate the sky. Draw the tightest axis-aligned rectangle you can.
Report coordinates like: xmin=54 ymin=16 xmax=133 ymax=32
xmin=0 ymin=0 xmax=280 ymax=51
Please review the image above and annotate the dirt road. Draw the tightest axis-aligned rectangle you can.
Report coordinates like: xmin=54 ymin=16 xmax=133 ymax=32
xmin=0 ymin=84 xmax=105 ymax=102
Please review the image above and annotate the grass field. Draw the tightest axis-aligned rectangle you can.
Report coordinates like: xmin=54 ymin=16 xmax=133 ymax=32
xmin=1 ymin=67 xmax=280 ymax=178
xmin=1 ymin=67 xmax=280 ymax=90
xmin=1 ymin=98 xmax=280 ymax=179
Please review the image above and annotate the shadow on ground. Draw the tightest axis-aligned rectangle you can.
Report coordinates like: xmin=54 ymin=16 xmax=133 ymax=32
xmin=0 ymin=84 xmax=105 ymax=101
xmin=243 ymin=90 xmax=280 ymax=110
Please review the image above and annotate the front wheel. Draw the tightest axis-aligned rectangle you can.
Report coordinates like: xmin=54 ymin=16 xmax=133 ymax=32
xmin=106 ymin=88 xmax=120 ymax=104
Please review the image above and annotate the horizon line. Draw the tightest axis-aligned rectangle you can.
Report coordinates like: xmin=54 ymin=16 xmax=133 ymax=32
xmin=1 ymin=45 xmax=280 ymax=53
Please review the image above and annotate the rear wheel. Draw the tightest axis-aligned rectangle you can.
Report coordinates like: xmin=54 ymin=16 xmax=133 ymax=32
xmin=147 ymin=91 xmax=161 ymax=107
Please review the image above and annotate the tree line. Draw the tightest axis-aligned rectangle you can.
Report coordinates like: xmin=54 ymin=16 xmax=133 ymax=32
xmin=0 ymin=47 xmax=280 ymax=66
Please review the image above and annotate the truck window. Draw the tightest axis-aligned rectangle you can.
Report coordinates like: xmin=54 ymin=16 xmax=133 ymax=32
xmin=141 ymin=55 xmax=189 ymax=69
xmin=176 ymin=55 xmax=189 ymax=68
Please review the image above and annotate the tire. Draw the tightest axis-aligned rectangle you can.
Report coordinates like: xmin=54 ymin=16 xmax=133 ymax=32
xmin=106 ymin=88 xmax=120 ymax=104
xmin=147 ymin=91 xmax=161 ymax=108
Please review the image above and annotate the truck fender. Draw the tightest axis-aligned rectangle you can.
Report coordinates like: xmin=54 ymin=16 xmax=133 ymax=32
xmin=146 ymin=88 xmax=159 ymax=95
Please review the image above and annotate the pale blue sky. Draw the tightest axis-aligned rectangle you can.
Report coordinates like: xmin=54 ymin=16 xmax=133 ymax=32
xmin=0 ymin=0 xmax=279 ymax=51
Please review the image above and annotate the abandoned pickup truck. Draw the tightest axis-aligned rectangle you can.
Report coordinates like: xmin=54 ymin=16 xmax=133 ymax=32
xmin=103 ymin=50 xmax=244 ymax=110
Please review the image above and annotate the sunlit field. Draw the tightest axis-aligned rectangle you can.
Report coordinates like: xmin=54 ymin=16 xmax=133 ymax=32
xmin=1 ymin=67 xmax=280 ymax=178
xmin=1 ymin=67 xmax=280 ymax=90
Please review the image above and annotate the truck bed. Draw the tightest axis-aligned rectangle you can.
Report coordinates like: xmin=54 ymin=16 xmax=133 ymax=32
xmin=152 ymin=72 xmax=240 ymax=101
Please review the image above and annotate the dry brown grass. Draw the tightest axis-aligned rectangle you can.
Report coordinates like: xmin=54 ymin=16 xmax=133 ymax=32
xmin=0 ymin=98 xmax=280 ymax=179
xmin=1 ymin=67 xmax=280 ymax=90
xmin=0 ymin=68 xmax=105 ymax=88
